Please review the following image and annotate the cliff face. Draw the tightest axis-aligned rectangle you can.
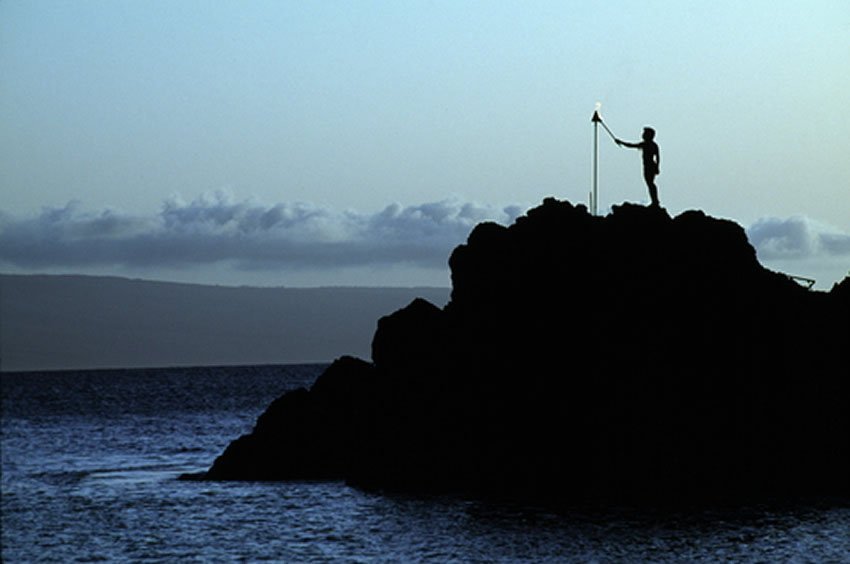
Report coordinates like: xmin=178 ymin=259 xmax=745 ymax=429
xmin=193 ymin=199 xmax=850 ymax=504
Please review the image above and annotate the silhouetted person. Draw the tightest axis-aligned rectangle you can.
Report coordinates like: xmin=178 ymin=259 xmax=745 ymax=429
xmin=617 ymin=128 xmax=660 ymax=207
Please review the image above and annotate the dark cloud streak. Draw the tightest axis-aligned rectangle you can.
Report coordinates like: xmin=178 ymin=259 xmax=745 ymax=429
xmin=746 ymin=216 xmax=850 ymax=260
xmin=0 ymin=194 xmax=523 ymax=271
xmin=4 ymin=197 xmax=847 ymax=276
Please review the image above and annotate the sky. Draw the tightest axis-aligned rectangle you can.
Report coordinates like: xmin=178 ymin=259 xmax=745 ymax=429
xmin=2 ymin=0 xmax=849 ymax=288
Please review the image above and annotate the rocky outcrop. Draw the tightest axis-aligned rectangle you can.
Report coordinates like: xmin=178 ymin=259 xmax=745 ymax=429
xmin=186 ymin=198 xmax=850 ymax=505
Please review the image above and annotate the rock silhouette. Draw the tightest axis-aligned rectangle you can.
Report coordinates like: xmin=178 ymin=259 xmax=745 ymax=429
xmin=186 ymin=199 xmax=850 ymax=505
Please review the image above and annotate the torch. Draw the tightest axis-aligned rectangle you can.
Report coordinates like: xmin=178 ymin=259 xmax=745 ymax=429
xmin=590 ymin=103 xmax=618 ymax=216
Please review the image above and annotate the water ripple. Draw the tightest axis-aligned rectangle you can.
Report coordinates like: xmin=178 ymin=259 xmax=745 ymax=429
xmin=3 ymin=365 xmax=849 ymax=562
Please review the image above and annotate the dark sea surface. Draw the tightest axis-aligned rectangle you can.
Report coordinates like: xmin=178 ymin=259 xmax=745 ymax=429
xmin=2 ymin=365 xmax=849 ymax=562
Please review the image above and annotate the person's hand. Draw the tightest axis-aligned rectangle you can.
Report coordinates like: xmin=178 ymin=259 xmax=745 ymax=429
xmin=615 ymin=138 xmax=622 ymax=146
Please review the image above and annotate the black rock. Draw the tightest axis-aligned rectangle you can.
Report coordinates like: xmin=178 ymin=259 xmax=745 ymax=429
xmin=185 ymin=199 xmax=850 ymax=505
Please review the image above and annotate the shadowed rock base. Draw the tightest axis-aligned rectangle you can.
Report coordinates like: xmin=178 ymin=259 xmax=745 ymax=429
xmin=184 ymin=199 xmax=850 ymax=506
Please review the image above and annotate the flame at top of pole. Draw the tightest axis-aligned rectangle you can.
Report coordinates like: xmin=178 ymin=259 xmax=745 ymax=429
xmin=592 ymin=101 xmax=603 ymax=123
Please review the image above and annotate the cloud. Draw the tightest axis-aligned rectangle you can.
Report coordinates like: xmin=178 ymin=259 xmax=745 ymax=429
xmin=0 ymin=193 xmax=523 ymax=271
xmin=4 ymin=199 xmax=845 ymax=286
xmin=746 ymin=216 xmax=850 ymax=260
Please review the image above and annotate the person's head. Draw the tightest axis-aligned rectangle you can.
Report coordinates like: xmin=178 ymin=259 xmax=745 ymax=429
xmin=642 ymin=127 xmax=656 ymax=141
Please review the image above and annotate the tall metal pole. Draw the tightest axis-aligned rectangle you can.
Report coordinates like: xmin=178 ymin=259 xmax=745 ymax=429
xmin=591 ymin=110 xmax=601 ymax=216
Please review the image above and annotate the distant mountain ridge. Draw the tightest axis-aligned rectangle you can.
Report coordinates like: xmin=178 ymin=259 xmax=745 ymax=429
xmin=0 ymin=274 xmax=449 ymax=371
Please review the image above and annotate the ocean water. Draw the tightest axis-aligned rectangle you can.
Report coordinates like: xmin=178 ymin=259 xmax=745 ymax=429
xmin=2 ymin=365 xmax=849 ymax=562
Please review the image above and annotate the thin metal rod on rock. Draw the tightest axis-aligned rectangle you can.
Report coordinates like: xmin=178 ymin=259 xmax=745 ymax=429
xmin=592 ymin=114 xmax=599 ymax=216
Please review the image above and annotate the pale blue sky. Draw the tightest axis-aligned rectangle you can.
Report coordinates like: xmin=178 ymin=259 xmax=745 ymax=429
xmin=2 ymin=1 xmax=848 ymax=287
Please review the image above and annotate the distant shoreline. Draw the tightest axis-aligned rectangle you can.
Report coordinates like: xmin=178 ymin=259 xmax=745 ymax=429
xmin=0 ymin=361 xmax=332 ymax=376
xmin=0 ymin=271 xmax=451 ymax=291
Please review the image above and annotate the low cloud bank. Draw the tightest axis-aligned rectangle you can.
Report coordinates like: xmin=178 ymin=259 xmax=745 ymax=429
xmin=746 ymin=216 xmax=850 ymax=260
xmin=2 ymin=196 xmax=847 ymax=284
xmin=0 ymin=193 xmax=523 ymax=271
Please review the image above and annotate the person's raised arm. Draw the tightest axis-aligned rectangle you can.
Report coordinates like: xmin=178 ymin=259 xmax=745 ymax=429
xmin=616 ymin=138 xmax=641 ymax=149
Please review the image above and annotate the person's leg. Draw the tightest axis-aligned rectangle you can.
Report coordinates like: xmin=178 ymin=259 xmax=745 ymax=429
xmin=644 ymin=170 xmax=659 ymax=207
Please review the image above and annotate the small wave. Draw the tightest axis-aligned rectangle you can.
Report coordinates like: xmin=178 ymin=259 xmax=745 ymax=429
xmin=173 ymin=446 xmax=205 ymax=453
xmin=31 ymin=462 xmax=187 ymax=485
xmin=89 ymin=462 xmax=184 ymax=474
xmin=28 ymin=469 xmax=92 ymax=484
